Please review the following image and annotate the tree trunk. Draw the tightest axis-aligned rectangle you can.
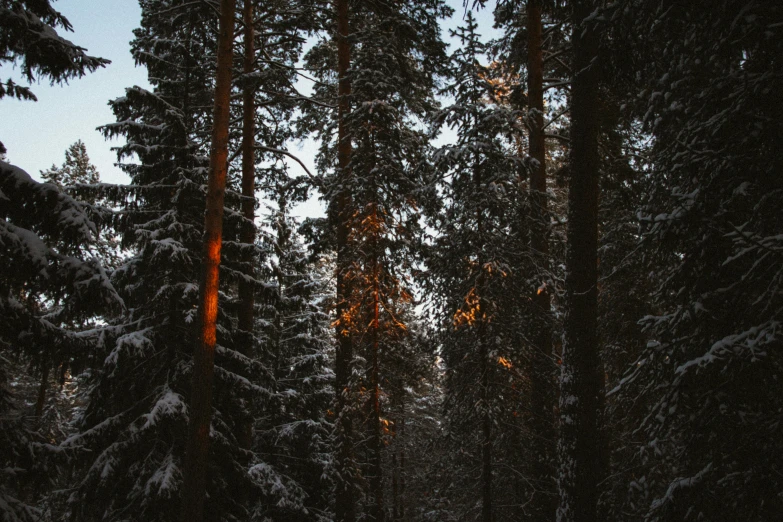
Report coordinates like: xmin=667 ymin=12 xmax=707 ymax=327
xmin=557 ymin=1 xmax=603 ymax=521
xmin=481 ymin=336 xmax=492 ymax=522
xmin=180 ymin=1 xmax=235 ymax=520
xmin=400 ymin=407 xmax=406 ymax=521
xmin=334 ymin=0 xmax=355 ymax=520
xmin=235 ymin=0 xmax=256 ymax=452
xmin=368 ymin=253 xmax=384 ymax=521
xmin=238 ymin=0 xmax=256 ymax=351
xmin=391 ymin=417 xmax=399 ymax=520
xmin=35 ymin=361 xmax=49 ymax=418
xmin=526 ymin=0 xmax=556 ymax=519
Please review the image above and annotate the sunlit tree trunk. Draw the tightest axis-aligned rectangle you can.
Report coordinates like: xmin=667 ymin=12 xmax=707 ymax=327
xmin=557 ymin=0 xmax=603 ymax=521
xmin=180 ymin=0 xmax=236 ymax=520
xmin=334 ymin=0 xmax=356 ymax=520
xmin=526 ymin=0 xmax=556 ymax=519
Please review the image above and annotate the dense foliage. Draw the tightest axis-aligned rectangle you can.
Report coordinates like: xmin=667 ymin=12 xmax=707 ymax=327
xmin=1 ymin=0 xmax=781 ymax=521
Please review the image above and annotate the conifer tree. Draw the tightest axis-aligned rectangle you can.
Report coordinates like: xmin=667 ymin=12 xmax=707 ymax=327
xmin=253 ymin=182 xmax=334 ymax=521
xmin=0 ymin=161 xmax=121 ymax=522
xmin=427 ymin=13 xmax=528 ymax=521
xmin=306 ymin=1 xmax=449 ymax=518
xmin=0 ymin=0 xmax=108 ymax=153
xmin=40 ymin=140 xmax=122 ymax=269
xmin=557 ymin=0 xmax=604 ymax=520
xmin=604 ymin=1 xmax=783 ymax=519
xmin=60 ymin=2 xmax=291 ymax=520
xmin=40 ymin=140 xmax=99 ymax=189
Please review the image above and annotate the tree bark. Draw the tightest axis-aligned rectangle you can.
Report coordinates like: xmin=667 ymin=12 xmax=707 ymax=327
xmin=400 ymin=406 xmax=406 ymax=521
xmin=180 ymin=1 xmax=235 ymax=520
xmin=391 ymin=417 xmax=399 ymax=520
xmin=235 ymin=0 xmax=256 ymax=452
xmin=526 ymin=0 xmax=556 ymax=519
xmin=481 ymin=335 xmax=492 ymax=522
xmin=557 ymin=1 xmax=603 ymax=521
xmin=238 ymin=0 xmax=256 ymax=351
xmin=334 ymin=0 xmax=355 ymax=520
xmin=368 ymin=251 xmax=384 ymax=521
xmin=35 ymin=361 xmax=49 ymax=418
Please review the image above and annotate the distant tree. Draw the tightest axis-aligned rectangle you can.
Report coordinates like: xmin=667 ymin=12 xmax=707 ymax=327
xmin=305 ymin=1 xmax=450 ymax=518
xmin=40 ymin=140 xmax=99 ymax=189
xmin=254 ymin=183 xmax=334 ymax=520
xmin=40 ymin=140 xmax=122 ymax=268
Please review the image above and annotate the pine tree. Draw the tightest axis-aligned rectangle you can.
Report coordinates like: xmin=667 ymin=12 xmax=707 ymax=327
xmin=63 ymin=3 xmax=270 ymax=520
xmin=62 ymin=1 xmax=326 ymax=519
xmin=306 ymin=1 xmax=449 ymax=518
xmin=40 ymin=141 xmax=99 ymax=189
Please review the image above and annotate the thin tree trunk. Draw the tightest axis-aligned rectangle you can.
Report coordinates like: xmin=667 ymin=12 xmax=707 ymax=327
xmin=474 ymin=143 xmax=492 ymax=522
xmin=235 ymin=0 xmax=256 ymax=452
xmin=557 ymin=1 xmax=603 ymax=521
xmin=481 ymin=335 xmax=492 ymax=522
xmin=238 ymin=0 xmax=256 ymax=350
xmin=334 ymin=0 xmax=355 ymax=520
xmin=391 ymin=417 xmax=399 ymax=521
xmin=180 ymin=0 xmax=235 ymax=520
xmin=35 ymin=362 xmax=49 ymax=418
xmin=400 ymin=405 xmax=406 ymax=521
xmin=526 ymin=0 xmax=556 ymax=519
xmin=368 ymin=251 xmax=384 ymax=521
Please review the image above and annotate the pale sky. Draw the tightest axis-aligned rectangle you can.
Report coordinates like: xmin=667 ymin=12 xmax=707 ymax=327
xmin=0 ymin=0 xmax=498 ymax=218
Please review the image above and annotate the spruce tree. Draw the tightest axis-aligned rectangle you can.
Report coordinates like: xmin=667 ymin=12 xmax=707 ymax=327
xmin=426 ymin=13 xmax=530 ymax=521
xmin=254 ymin=183 xmax=334 ymax=521
xmin=40 ymin=140 xmax=122 ymax=269
xmin=604 ymin=1 xmax=783 ymax=519
xmin=0 ymin=161 xmax=121 ymax=522
xmin=306 ymin=1 xmax=449 ymax=518
xmin=0 ymin=0 xmax=108 ymax=153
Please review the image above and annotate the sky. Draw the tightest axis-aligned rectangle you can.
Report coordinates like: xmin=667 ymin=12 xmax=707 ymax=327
xmin=0 ymin=0 xmax=499 ymax=218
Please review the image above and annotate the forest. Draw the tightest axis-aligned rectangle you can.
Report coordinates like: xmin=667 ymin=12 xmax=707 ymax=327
xmin=1 ymin=0 xmax=782 ymax=521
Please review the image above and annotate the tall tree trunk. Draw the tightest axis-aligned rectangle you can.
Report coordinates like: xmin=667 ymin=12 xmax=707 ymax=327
xmin=334 ymin=0 xmax=355 ymax=520
xmin=391 ymin=417 xmax=399 ymax=521
xmin=481 ymin=335 xmax=492 ymax=522
xmin=180 ymin=1 xmax=235 ymax=520
xmin=238 ymin=0 xmax=256 ymax=351
xmin=399 ymin=406 xmax=406 ymax=521
xmin=235 ymin=0 xmax=256 ymax=452
xmin=557 ymin=1 xmax=603 ymax=521
xmin=526 ymin=0 xmax=556 ymax=519
xmin=368 ymin=251 xmax=384 ymax=521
